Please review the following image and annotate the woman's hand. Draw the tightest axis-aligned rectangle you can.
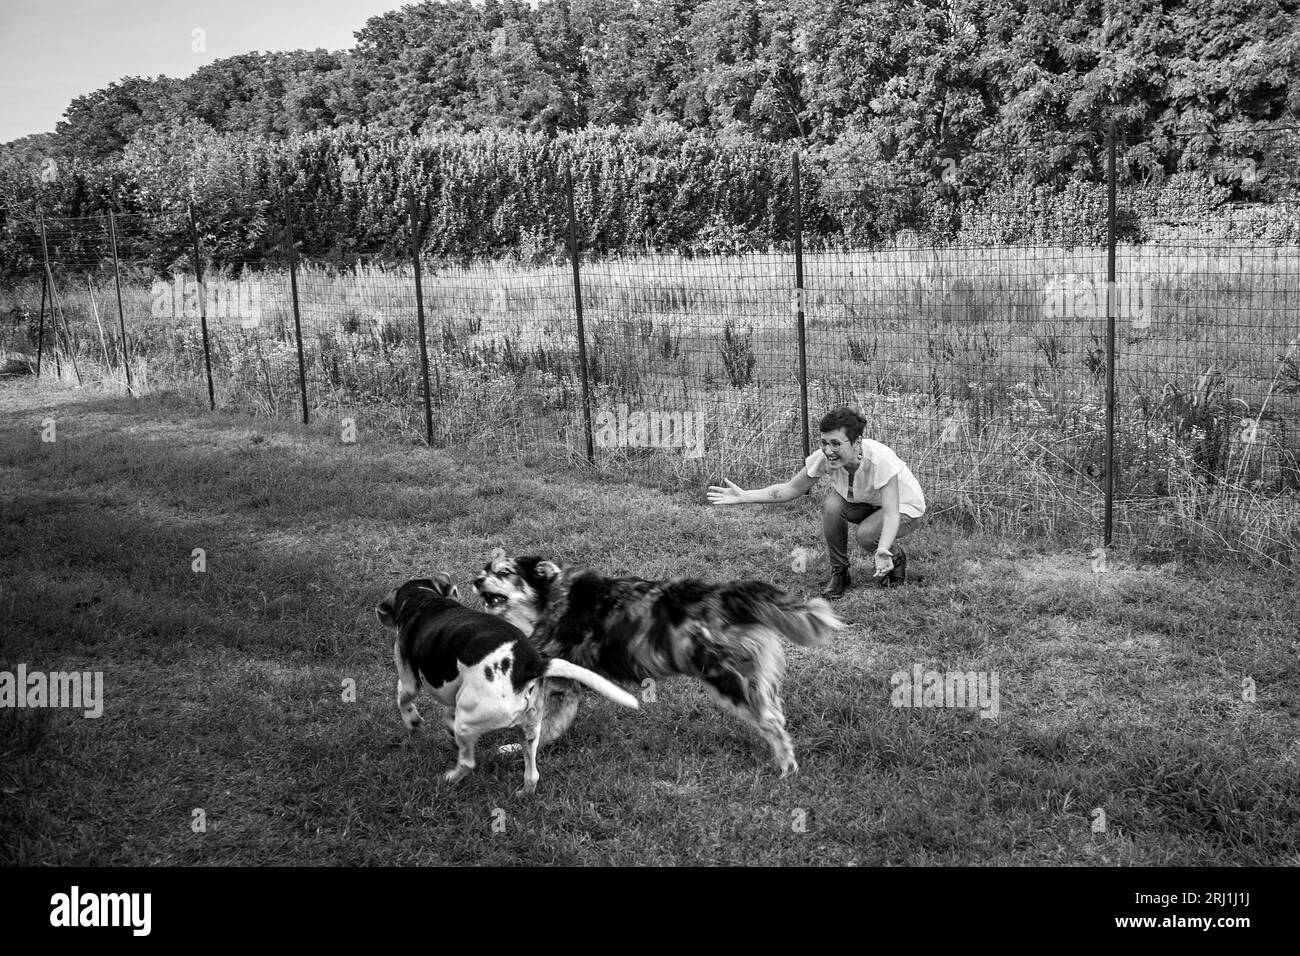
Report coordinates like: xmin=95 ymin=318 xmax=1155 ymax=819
xmin=873 ymin=548 xmax=895 ymax=577
xmin=707 ymin=479 xmax=746 ymax=505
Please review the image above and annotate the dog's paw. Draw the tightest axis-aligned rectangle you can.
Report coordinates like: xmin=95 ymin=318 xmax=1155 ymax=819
xmin=514 ymin=781 xmax=538 ymax=798
xmin=443 ymin=765 xmax=472 ymax=784
xmin=778 ymin=759 xmax=799 ymax=778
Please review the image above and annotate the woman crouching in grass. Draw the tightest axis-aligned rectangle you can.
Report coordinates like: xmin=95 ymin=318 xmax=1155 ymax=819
xmin=707 ymin=407 xmax=926 ymax=598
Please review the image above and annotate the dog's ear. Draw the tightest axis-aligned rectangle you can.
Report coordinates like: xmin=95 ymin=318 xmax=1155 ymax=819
xmin=522 ymin=679 xmax=541 ymax=705
xmin=513 ymin=556 xmax=546 ymax=585
xmin=375 ymin=589 xmax=398 ymax=629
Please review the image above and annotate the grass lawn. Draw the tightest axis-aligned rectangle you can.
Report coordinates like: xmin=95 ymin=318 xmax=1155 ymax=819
xmin=1 ymin=379 xmax=1298 ymax=865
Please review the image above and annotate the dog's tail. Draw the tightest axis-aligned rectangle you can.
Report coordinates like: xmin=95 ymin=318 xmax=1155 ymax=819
xmin=742 ymin=592 xmax=846 ymax=648
xmin=543 ymin=659 xmax=640 ymax=710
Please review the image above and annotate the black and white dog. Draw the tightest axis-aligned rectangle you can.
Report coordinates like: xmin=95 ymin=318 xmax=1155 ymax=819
xmin=473 ymin=556 xmax=845 ymax=775
xmin=376 ymin=574 xmax=639 ymax=796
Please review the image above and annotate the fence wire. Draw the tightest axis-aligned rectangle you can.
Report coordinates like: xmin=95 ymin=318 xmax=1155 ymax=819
xmin=3 ymin=127 xmax=1298 ymax=557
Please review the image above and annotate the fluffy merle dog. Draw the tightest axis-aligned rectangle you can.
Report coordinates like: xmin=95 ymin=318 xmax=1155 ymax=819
xmin=473 ymin=556 xmax=845 ymax=775
xmin=377 ymin=573 xmax=639 ymax=796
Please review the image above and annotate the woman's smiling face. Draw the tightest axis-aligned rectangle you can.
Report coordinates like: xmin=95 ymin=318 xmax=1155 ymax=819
xmin=818 ymin=428 xmax=861 ymax=469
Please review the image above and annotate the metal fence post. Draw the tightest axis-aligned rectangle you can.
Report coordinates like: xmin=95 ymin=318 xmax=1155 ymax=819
xmin=39 ymin=213 xmax=80 ymax=384
xmin=1104 ymin=118 xmax=1117 ymax=547
xmin=565 ymin=163 xmax=595 ymax=465
xmin=107 ymin=210 xmax=133 ymax=394
xmin=35 ymin=266 xmax=47 ymax=378
xmin=793 ymin=151 xmax=810 ymax=458
xmin=408 ymin=188 xmax=435 ymax=446
xmin=283 ymin=193 xmax=309 ymax=425
xmin=188 ymin=203 xmax=216 ymax=410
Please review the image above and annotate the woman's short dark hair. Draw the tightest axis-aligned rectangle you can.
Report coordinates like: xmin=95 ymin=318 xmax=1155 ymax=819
xmin=818 ymin=407 xmax=867 ymax=443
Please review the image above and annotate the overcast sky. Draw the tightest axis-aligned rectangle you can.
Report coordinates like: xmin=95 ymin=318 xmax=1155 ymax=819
xmin=0 ymin=0 xmax=407 ymax=143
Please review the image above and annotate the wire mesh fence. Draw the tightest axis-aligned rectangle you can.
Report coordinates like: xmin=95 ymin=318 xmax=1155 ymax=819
xmin=1106 ymin=127 xmax=1300 ymax=558
xmin=2 ymin=125 xmax=1298 ymax=559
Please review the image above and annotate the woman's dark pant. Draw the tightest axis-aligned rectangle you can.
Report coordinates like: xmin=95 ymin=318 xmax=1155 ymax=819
xmin=821 ymin=492 xmax=921 ymax=570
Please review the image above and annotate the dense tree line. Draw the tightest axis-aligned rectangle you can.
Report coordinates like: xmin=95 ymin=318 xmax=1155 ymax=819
xmin=12 ymin=1 xmax=1298 ymax=168
xmin=0 ymin=0 xmax=1296 ymax=271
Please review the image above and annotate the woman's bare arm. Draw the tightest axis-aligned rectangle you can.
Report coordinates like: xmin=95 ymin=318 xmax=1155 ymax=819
xmin=708 ymin=468 xmax=818 ymax=504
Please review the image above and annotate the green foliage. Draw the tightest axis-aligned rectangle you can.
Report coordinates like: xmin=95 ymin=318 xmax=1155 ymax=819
xmin=0 ymin=119 xmax=1293 ymax=285
xmin=719 ymin=319 xmax=756 ymax=388
xmin=8 ymin=0 xmax=1297 ymax=168
xmin=1 ymin=0 xmax=1296 ymax=274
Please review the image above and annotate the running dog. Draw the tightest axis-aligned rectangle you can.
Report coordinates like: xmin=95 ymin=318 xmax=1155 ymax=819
xmin=473 ymin=556 xmax=845 ymax=775
xmin=376 ymin=574 xmax=639 ymax=796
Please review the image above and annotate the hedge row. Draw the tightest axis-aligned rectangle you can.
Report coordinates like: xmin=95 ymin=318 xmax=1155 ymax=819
xmin=0 ymin=122 xmax=1286 ymax=282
